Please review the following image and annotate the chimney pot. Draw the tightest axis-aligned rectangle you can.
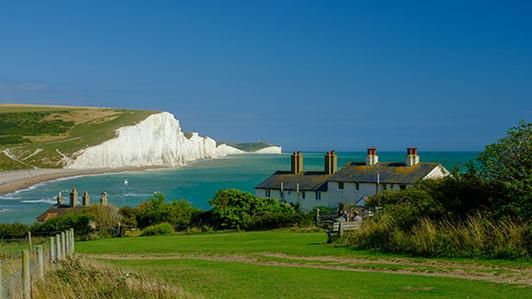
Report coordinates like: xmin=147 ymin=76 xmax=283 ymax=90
xmin=82 ymin=192 xmax=90 ymax=206
xmin=324 ymin=150 xmax=337 ymax=175
xmin=291 ymin=152 xmax=304 ymax=174
xmin=70 ymin=187 xmax=78 ymax=208
xmin=100 ymin=192 xmax=108 ymax=207
xmin=57 ymin=192 xmax=63 ymax=207
xmin=405 ymin=147 xmax=420 ymax=166
xmin=366 ymin=147 xmax=379 ymax=166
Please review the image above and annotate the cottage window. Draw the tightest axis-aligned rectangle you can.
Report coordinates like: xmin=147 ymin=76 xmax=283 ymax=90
xmin=390 ymin=184 xmax=394 ymax=189
xmin=400 ymin=184 xmax=406 ymax=190
xmin=338 ymin=182 xmax=344 ymax=190
xmin=383 ymin=184 xmax=387 ymax=190
xmin=315 ymin=191 xmax=321 ymax=200
xmin=355 ymin=183 xmax=360 ymax=190
xmin=265 ymin=189 xmax=271 ymax=198
xmin=302 ymin=191 xmax=306 ymax=199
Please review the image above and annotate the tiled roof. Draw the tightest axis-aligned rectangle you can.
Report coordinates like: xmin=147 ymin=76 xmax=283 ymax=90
xmin=329 ymin=162 xmax=440 ymax=184
xmin=36 ymin=205 xmax=87 ymax=222
xmin=255 ymin=171 xmax=330 ymax=191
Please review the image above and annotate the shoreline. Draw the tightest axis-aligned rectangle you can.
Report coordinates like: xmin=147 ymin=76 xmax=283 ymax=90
xmin=0 ymin=167 xmax=161 ymax=196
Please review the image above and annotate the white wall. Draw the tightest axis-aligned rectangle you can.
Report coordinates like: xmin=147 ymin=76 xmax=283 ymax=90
xmin=256 ymin=165 xmax=449 ymax=211
xmin=255 ymin=188 xmax=328 ymax=210
xmin=424 ymin=165 xmax=450 ymax=179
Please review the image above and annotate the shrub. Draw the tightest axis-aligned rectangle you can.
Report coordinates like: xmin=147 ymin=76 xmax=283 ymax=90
xmin=344 ymin=214 xmax=530 ymax=259
xmin=0 ymin=223 xmax=31 ymax=238
xmin=141 ymin=223 xmax=175 ymax=236
xmin=136 ymin=193 xmax=200 ymax=230
xmin=119 ymin=206 xmax=139 ymax=227
xmin=82 ymin=205 xmax=122 ymax=238
xmin=209 ymin=189 xmax=303 ymax=230
xmin=33 ymin=213 xmax=92 ymax=239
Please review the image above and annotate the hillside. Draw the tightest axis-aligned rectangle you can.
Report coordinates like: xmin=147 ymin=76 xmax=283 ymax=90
xmin=0 ymin=104 xmax=282 ymax=171
xmin=0 ymin=104 xmax=157 ymax=170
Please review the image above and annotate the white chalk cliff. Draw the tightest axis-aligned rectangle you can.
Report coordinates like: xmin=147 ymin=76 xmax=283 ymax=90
xmin=215 ymin=144 xmax=245 ymax=155
xmin=66 ymin=112 xmax=282 ymax=169
xmin=253 ymin=146 xmax=282 ymax=154
xmin=67 ymin=112 xmax=224 ymax=169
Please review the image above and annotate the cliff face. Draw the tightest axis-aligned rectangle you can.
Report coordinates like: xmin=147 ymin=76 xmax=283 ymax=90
xmin=67 ymin=112 xmax=222 ymax=169
xmin=253 ymin=146 xmax=282 ymax=154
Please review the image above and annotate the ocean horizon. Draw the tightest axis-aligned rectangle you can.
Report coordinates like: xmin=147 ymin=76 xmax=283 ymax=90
xmin=0 ymin=151 xmax=479 ymax=224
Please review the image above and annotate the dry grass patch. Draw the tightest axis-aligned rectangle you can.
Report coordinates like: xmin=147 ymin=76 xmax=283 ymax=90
xmin=32 ymin=257 xmax=199 ymax=299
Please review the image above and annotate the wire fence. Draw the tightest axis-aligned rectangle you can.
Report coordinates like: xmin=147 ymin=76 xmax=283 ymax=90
xmin=0 ymin=229 xmax=75 ymax=299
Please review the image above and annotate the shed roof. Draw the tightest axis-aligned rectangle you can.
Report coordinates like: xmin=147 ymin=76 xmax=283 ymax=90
xmin=255 ymin=171 xmax=330 ymax=191
xmin=329 ymin=162 xmax=440 ymax=184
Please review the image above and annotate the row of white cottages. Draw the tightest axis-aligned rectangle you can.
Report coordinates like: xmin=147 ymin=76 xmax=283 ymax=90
xmin=255 ymin=148 xmax=450 ymax=211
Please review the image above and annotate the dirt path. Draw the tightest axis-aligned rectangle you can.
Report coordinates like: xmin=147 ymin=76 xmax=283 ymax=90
xmin=82 ymin=253 xmax=532 ymax=286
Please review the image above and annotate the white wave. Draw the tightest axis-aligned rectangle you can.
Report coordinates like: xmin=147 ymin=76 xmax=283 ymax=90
xmin=0 ymin=195 xmax=21 ymax=200
xmin=123 ymin=193 xmax=153 ymax=197
xmin=0 ymin=208 xmax=9 ymax=212
xmin=21 ymin=199 xmax=56 ymax=204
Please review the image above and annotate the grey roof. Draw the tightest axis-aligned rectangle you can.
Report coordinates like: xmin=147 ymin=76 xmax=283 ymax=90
xmin=255 ymin=171 xmax=330 ymax=191
xmin=329 ymin=162 xmax=441 ymax=184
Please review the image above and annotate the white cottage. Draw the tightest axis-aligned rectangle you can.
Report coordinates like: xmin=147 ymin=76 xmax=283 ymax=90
xmin=255 ymin=148 xmax=449 ymax=210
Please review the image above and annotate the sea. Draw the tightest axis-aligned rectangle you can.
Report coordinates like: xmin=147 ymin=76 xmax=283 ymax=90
xmin=0 ymin=151 xmax=479 ymax=224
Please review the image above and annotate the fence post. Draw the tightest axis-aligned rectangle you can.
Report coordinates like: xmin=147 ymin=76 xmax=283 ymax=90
xmin=65 ymin=230 xmax=70 ymax=256
xmin=37 ymin=245 xmax=44 ymax=282
xmin=70 ymin=228 xmax=75 ymax=254
xmin=27 ymin=231 xmax=32 ymax=251
xmin=61 ymin=232 xmax=66 ymax=258
xmin=50 ymin=236 xmax=56 ymax=263
xmin=56 ymin=234 xmax=62 ymax=261
xmin=0 ymin=259 xmax=3 ymax=299
xmin=339 ymin=222 xmax=344 ymax=237
xmin=22 ymin=249 xmax=30 ymax=299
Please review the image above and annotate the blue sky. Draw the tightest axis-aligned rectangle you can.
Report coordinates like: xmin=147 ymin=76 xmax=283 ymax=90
xmin=1 ymin=1 xmax=530 ymax=151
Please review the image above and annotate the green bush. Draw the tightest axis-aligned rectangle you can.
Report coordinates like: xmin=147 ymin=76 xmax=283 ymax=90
xmin=209 ymin=189 xmax=304 ymax=230
xmin=136 ymin=193 xmax=200 ymax=230
xmin=0 ymin=223 xmax=31 ymax=238
xmin=141 ymin=223 xmax=175 ymax=236
xmin=33 ymin=213 xmax=92 ymax=238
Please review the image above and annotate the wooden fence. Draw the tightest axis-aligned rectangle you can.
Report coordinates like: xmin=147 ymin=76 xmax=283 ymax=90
xmin=0 ymin=228 xmax=75 ymax=299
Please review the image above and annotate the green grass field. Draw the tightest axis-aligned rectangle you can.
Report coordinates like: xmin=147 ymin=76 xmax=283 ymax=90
xmin=77 ymin=230 xmax=532 ymax=298
xmin=0 ymin=104 xmax=157 ymax=170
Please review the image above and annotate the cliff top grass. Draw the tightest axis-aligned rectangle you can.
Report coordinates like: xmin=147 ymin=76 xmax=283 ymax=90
xmin=0 ymin=104 xmax=158 ymax=170
xmin=78 ymin=230 xmax=532 ymax=298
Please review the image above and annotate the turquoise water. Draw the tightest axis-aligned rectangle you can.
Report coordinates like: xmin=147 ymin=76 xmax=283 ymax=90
xmin=0 ymin=152 xmax=478 ymax=223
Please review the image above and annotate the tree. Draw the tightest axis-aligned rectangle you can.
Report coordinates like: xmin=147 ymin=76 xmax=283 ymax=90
xmin=136 ymin=193 xmax=200 ymax=230
xmin=478 ymin=121 xmax=531 ymax=219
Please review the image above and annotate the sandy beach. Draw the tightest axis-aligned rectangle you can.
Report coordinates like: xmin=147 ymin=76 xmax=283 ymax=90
xmin=0 ymin=167 xmax=159 ymax=195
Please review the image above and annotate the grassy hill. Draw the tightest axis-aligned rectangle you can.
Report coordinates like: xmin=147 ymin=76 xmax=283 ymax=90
xmin=77 ymin=230 xmax=532 ymax=298
xmin=0 ymin=104 xmax=157 ymax=170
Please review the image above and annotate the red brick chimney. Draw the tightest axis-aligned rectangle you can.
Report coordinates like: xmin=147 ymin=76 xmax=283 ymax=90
xmin=291 ymin=152 xmax=304 ymax=174
xmin=324 ymin=151 xmax=337 ymax=175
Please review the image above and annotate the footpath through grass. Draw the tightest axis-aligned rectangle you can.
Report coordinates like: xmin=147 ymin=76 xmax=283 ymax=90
xmin=77 ymin=230 xmax=532 ymax=298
